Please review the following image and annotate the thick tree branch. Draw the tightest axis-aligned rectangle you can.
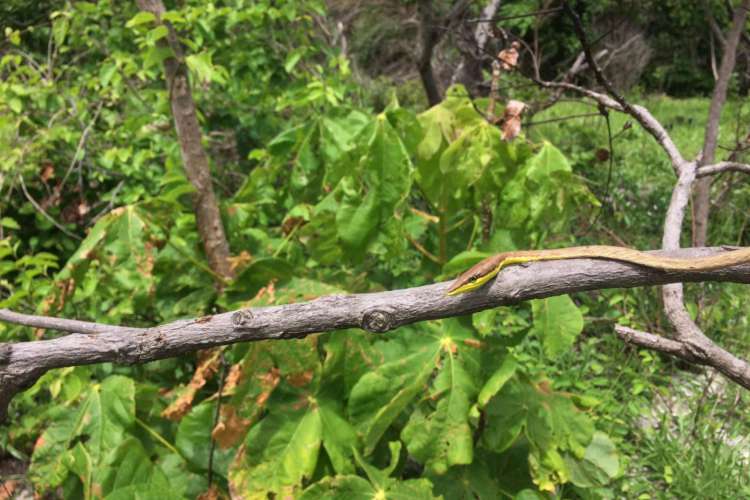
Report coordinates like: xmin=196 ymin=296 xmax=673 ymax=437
xmin=3 ymin=247 xmax=750 ymax=423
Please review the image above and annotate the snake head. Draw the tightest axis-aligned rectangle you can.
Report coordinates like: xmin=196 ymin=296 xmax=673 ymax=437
xmin=446 ymin=255 xmax=505 ymax=296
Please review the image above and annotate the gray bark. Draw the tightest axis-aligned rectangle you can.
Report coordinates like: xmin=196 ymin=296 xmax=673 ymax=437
xmin=136 ymin=0 xmax=234 ymax=283
xmin=2 ymin=247 xmax=750 ymax=422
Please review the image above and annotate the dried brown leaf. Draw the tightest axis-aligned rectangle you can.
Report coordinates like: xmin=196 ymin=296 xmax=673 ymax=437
xmin=500 ymin=100 xmax=526 ymax=141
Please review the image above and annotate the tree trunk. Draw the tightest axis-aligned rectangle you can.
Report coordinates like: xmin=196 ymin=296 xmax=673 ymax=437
xmin=451 ymin=0 xmax=503 ymax=96
xmin=136 ymin=0 xmax=234 ymax=284
xmin=692 ymin=0 xmax=750 ymax=246
xmin=417 ymin=0 xmax=442 ymax=106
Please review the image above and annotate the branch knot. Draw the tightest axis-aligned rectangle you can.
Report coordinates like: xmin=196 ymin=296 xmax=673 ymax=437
xmin=361 ymin=308 xmax=396 ymax=333
xmin=231 ymin=309 xmax=255 ymax=329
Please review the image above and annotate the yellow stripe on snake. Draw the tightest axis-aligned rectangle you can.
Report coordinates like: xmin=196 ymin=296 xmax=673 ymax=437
xmin=446 ymin=245 xmax=750 ymax=295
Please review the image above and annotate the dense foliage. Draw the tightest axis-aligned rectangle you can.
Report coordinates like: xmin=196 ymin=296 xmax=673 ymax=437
xmin=1 ymin=1 xmax=749 ymax=499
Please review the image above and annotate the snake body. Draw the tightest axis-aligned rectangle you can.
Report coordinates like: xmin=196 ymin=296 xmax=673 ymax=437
xmin=446 ymin=245 xmax=750 ymax=295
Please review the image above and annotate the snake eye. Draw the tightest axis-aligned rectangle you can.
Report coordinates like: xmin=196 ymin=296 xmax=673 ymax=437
xmin=468 ymin=275 xmax=477 ymax=282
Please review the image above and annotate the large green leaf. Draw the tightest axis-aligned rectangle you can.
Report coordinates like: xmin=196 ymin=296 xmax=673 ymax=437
xmin=347 ymin=336 xmax=439 ymax=454
xmin=29 ymin=402 xmax=89 ymax=490
xmin=477 ymin=354 xmax=518 ymax=407
xmin=64 ymin=442 xmax=93 ymax=499
xmin=531 ymin=295 xmax=584 ymax=357
xmin=564 ymin=432 xmax=621 ymax=487
xmin=28 ymin=376 xmax=136 ymax=492
xmin=401 ymin=337 xmax=477 ymax=474
xmin=99 ymin=438 xmax=176 ymax=498
xmin=482 ymin=379 xmax=527 ymax=454
xmin=229 ymin=393 xmax=323 ymax=499
xmin=82 ymin=375 xmax=136 ymax=463
xmin=318 ymin=396 xmax=358 ymax=475
xmin=335 ymin=113 xmax=413 ymax=251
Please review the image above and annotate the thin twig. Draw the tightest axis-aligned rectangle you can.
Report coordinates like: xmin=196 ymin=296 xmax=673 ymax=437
xmin=207 ymin=350 xmax=227 ymax=489
xmin=406 ymin=234 xmax=441 ymax=264
xmin=466 ymin=6 xmax=562 ymax=23
xmin=60 ymin=101 xmax=104 ymax=189
xmin=523 ymin=111 xmax=600 ymax=127
xmin=17 ymin=175 xmax=81 ymax=240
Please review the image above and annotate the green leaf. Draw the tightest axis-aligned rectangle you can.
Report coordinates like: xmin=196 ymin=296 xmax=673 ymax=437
xmin=477 ymin=355 xmax=518 ymax=407
xmin=429 ymin=450 xmax=510 ymax=500
xmin=29 ymin=403 xmax=88 ymax=491
xmin=176 ymin=402 xmax=234 ymax=474
xmin=146 ymin=25 xmax=169 ymax=44
xmin=334 ymin=114 xmax=413 ymax=251
xmin=564 ymin=432 xmax=620 ymax=487
xmin=284 ymin=51 xmax=303 ymax=73
xmin=8 ymin=97 xmax=22 ymax=114
xmin=29 ymin=375 xmax=135 ymax=492
xmin=401 ymin=337 xmax=477 ymax=474
xmin=348 ymin=340 xmax=439 ymax=454
xmin=482 ymin=380 xmax=527 ymax=454
xmin=186 ymin=52 xmax=226 ymax=85
xmin=64 ymin=442 xmax=93 ymax=498
xmin=0 ymin=217 xmax=20 ymax=229
xmin=336 ymin=189 xmax=378 ymax=250
xmin=83 ymin=375 xmax=136 ymax=462
xmin=299 ymin=475 xmax=375 ymax=500
xmin=524 ymin=141 xmax=572 ymax=183
xmin=99 ymin=438 xmax=174 ymax=497
xmin=301 ymin=443 xmax=438 ymax=500
xmin=229 ymin=397 xmax=322 ymax=498
xmin=125 ymin=11 xmax=156 ymax=28
xmin=52 ymin=16 xmax=69 ymax=47
xmin=318 ymin=398 xmax=358 ymax=475
xmin=531 ymin=295 xmax=584 ymax=357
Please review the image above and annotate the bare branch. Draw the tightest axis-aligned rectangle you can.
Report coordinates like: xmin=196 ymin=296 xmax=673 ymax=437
xmin=534 ymin=80 xmax=686 ymax=168
xmin=615 ymin=324 xmax=750 ymax=390
xmin=17 ymin=175 xmax=82 ymax=241
xmin=0 ymin=308 xmax=139 ymax=335
xmin=562 ymin=4 xmax=635 ymax=117
xmin=615 ymin=325 xmax=701 ymax=362
xmin=2 ymin=247 xmax=750 ymax=422
xmin=697 ymin=161 xmax=750 ymax=177
xmin=60 ymin=101 xmax=104 ymax=189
